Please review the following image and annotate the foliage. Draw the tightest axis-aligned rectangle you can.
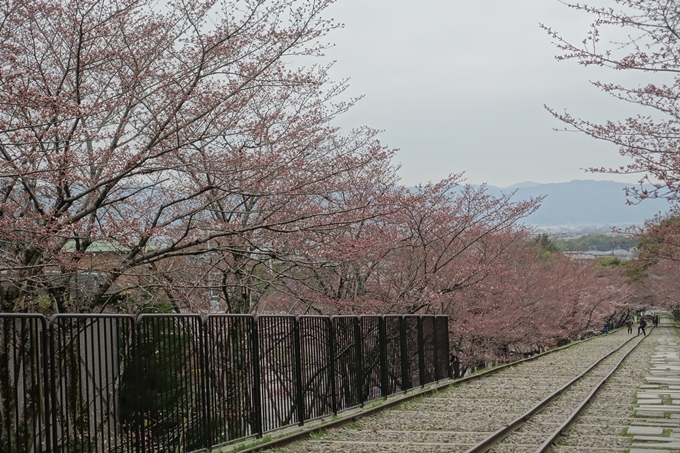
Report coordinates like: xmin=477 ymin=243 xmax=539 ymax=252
xmin=673 ymin=305 xmax=680 ymax=322
xmin=121 ymin=318 xmax=204 ymax=451
xmin=594 ymin=256 xmax=624 ymax=268
xmin=636 ymin=215 xmax=680 ymax=263
xmin=443 ymin=235 xmax=630 ymax=372
xmin=556 ymin=234 xmax=637 ymax=252
xmin=534 ymin=233 xmax=560 ymax=259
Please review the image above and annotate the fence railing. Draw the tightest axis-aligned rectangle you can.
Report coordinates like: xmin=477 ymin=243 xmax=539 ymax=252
xmin=0 ymin=313 xmax=449 ymax=453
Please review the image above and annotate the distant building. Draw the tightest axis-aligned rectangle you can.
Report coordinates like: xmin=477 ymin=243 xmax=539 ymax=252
xmin=564 ymin=249 xmax=635 ymax=264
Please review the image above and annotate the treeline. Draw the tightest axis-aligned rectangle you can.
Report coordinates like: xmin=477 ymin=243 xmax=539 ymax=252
xmin=555 ymin=234 xmax=638 ymax=252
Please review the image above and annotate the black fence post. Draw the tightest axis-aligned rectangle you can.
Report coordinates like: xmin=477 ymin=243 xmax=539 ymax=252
xmin=379 ymin=316 xmax=389 ymax=398
xmin=399 ymin=316 xmax=410 ymax=392
xmin=251 ymin=316 xmax=264 ymax=438
xmin=432 ymin=316 xmax=440 ymax=383
xmin=445 ymin=318 xmax=453 ymax=379
xmin=327 ymin=318 xmax=338 ymax=415
xmin=293 ymin=317 xmax=305 ymax=426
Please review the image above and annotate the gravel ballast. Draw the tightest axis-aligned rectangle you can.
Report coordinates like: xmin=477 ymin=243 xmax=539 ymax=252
xmin=267 ymin=327 xmax=650 ymax=453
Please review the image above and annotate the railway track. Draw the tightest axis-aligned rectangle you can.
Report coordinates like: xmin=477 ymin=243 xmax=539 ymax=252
xmin=261 ymin=328 xmax=650 ymax=453
xmin=468 ymin=330 xmax=645 ymax=453
xmin=553 ymin=323 xmax=673 ymax=453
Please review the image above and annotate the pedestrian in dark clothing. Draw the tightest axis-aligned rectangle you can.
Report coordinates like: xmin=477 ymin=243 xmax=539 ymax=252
xmin=604 ymin=320 xmax=610 ymax=335
xmin=654 ymin=315 xmax=659 ymax=327
xmin=638 ymin=318 xmax=647 ymax=336
xmin=626 ymin=319 xmax=633 ymax=334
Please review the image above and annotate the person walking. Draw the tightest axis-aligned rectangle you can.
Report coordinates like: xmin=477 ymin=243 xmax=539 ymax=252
xmin=626 ymin=318 xmax=633 ymax=334
xmin=638 ymin=317 xmax=647 ymax=336
xmin=604 ymin=320 xmax=610 ymax=335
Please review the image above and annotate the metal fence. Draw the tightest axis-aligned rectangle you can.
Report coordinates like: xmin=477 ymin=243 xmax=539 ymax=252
xmin=0 ymin=313 xmax=449 ymax=453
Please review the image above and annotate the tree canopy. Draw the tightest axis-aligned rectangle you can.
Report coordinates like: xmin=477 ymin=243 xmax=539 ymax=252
xmin=0 ymin=0 xmax=640 ymax=372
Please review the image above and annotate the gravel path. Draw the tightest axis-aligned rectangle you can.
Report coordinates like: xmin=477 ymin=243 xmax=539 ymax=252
xmin=272 ymin=327 xmax=644 ymax=453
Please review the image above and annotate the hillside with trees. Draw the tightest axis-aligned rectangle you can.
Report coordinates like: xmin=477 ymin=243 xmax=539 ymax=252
xmin=556 ymin=234 xmax=638 ymax=252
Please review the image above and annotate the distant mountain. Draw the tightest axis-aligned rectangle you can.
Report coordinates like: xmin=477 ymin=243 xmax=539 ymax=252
xmin=503 ymin=181 xmax=542 ymax=190
xmin=485 ymin=180 xmax=672 ymax=227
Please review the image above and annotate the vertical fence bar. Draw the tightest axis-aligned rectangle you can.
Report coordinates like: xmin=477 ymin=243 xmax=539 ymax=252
xmin=354 ymin=318 xmax=363 ymax=407
xmin=379 ymin=317 xmax=389 ymax=398
xmin=399 ymin=316 xmax=409 ymax=392
xmin=421 ymin=316 xmax=436 ymax=385
xmin=49 ymin=317 xmax=58 ymax=453
xmin=251 ymin=316 xmax=263 ymax=438
xmin=441 ymin=316 xmax=452 ymax=378
xmin=293 ymin=317 xmax=305 ymax=426
xmin=403 ymin=316 xmax=421 ymax=388
xmin=417 ymin=316 xmax=425 ymax=387
xmin=51 ymin=317 xmax=65 ymax=453
xmin=328 ymin=318 xmax=337 ymax=416
xmin=41 ymin=316 xmax=51 ymax=453
xmin=259 ymin=316 xmax=273 ymax=433
xmin=434 ymin=316 xmax=449 ymax=381
xmin=134 ymin=317 xmax=144 ymax=453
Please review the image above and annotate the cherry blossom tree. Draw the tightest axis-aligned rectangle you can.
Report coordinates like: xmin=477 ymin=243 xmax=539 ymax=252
xmin=258 ymin=176 xmax=542 ymax=314
xmin=247 ymin=174 xmax=630 ymax=370
xmin=0 ymin=0 xmax=401 ymax=313
xmin=621 ymin=214 xmax=680 ymax=312
xmin=629 ymin=259 xmax=680 ymax=310
xmin=545 ymin=0 xmax=680 ymax=202
xmin=444 ymin=236 xmax=631 ymax=375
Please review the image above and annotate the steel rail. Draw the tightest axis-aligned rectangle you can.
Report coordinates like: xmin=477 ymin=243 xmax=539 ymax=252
xmin=225 ymin=330 xmax=627 ymax=453
xmin=534 ymin=331 xmax=648 ymax=452
xmin=463 ymin=332 xmax=647 ymax=453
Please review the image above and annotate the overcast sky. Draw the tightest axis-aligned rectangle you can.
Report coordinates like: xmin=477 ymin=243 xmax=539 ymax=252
xmin=320 ymin=0 xmax=649 ymax=188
